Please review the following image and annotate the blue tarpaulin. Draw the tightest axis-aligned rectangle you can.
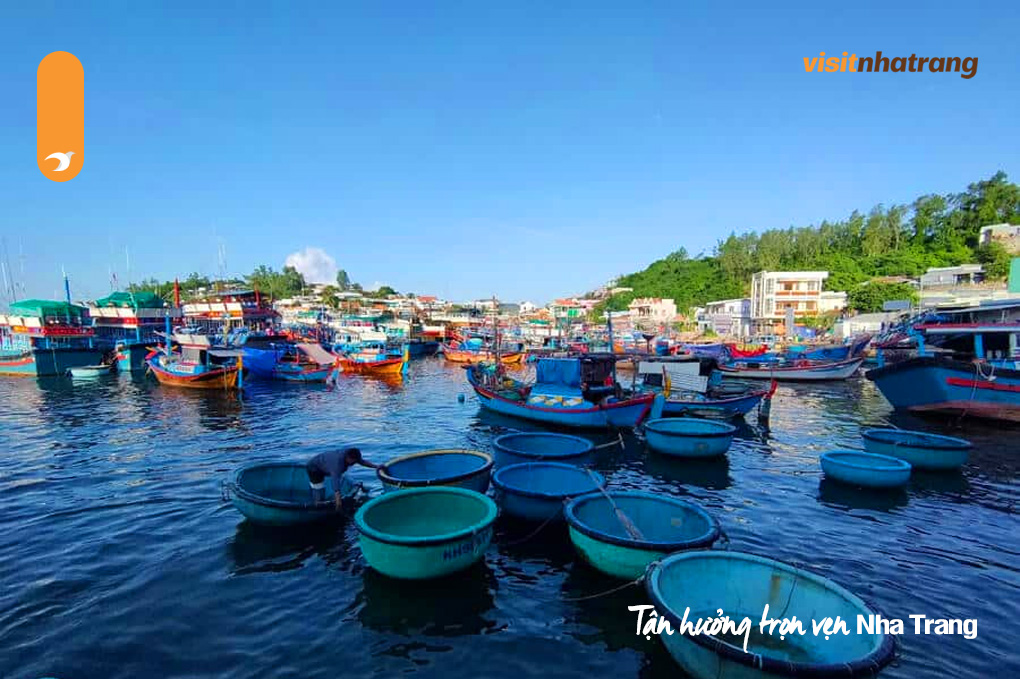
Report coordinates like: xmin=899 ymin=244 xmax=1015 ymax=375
xmin=536 ymin=358 xmax=581 ymax=387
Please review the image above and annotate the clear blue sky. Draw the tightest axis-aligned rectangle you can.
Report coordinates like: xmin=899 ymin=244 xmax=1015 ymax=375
xmin=1 ymin=1 xmax=1017 ymax=304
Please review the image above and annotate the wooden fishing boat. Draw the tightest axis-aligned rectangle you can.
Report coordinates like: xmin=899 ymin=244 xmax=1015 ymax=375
xmin=634 ymin=358 xmax=773 ymax=419
xmin=377 ymin=449 xmax=493 ymax=493
xmin=336 ymin=342 xmax=408 ymax=377
xmin=820 ymin=450 xmax=912 ymax=488
xmin=466 ymin=356 xmax=660 ymax=429
xmin=89 ymin=290 xmax=182 ymax=372
xmin=147 ymin=332 xmax=244 ymax=390
xmin=442 ymin=343 xmax=525 ymax=365
xmin=492 ymin=432 xmax=595 ymax=467
xmin=227 ymin=462 xmax=360 ymax=526
xmin=861 ymin=428 xmax=971 ymax=471
xmin=491 ymin=463 xmax=603 ymax=522
xmin=644 ymin=418 xmax=736 ymax=458
xmin=718 ymin=356 xmax=863 ymax=381
xmin=355 ymin=487 xmax=497 ymax=580
xmin=565 ymin=491 xmax=719 ymax=579
xmin=646 ymin=551 xmax=896 ymax=678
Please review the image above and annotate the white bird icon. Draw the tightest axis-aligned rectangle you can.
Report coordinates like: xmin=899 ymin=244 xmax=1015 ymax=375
xmin=45 ymin=151 xmax=74 ymax=171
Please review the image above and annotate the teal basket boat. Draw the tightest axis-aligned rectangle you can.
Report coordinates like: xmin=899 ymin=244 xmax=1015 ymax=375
xmin=491 ymin=462 xmax=604 ymax=522
xmin=228 ymin=462 xmax=359 ymax=526
xmin=646 ymin=551 xmax=896 ymax=678
xmin=564 ymin=491 xmax=719 ymax=579
xmin=820 ymin=450 xmax=911 ymax=489
xmin=862 ymin=428 xmax=971 ymax=471
xmin=355 ymin=487 xmax=497 ymax=580
xmin=377 ymin=449 xmax=493 ymax=493
xmin=492 ymin=432 xmax=595 ymax=467
xmin=644 ymin=418 xmax=737 ymax=458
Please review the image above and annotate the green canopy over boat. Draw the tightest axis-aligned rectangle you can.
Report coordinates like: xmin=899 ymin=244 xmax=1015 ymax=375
xmin=9 ymin=299 xmax=87 ymax=318
xmin=93 ymin=291 xmax=167 ymax=309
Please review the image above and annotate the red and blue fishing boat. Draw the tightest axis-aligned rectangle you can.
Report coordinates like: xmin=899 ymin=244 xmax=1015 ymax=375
xmin=466 ymin=355 xmax=659 ymax=429
xmin=718 ymin=355 xmax=863 ymax=381
xmin=634 ymin=357 xmax=774 ymax=419
xmin=0 ymin=299 xmax=105 ymax=377
xmin=866 ymin=300 xmax=1020 ymax=422
xmin=147 ymin=331 xmax=245 ymax=390
xmin=241 ymin=334 xmax=336 ymax=383
xmin=336 ymin=341 xmax=409 ymax=377
xmin=89 ymin=290 xmax=182 ymax=372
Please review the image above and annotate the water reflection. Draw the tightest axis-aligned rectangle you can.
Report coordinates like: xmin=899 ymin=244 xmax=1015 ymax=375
xmin=817 ymin=478 xmax=910 ymax=512
xmin=643 ymin=452 xmax=731 ymax=490
xmin=227 ymin=519 xmax=349 ymax=575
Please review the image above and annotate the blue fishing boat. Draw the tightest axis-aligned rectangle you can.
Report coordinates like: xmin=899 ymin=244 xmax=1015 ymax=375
xmin=634 ymin=358 xmax=773 ymax=419
xmin=820 ymin=450 xmax=912 ymax=488
xmin=719 ymin=356 xmax=863 ymax=381
xmin=355 ymin=487 xmax=497 ymax=580
xmin=646 ymin=551 xmax=896 ymax=678
xmin=377 ymin=449 xmax=493 ymax=493
xmin=867 ymin=300 xmax=1020 ymax=422
xmin=491 ymin=463 xmax=604 ymax=522
xmin=466 ymin=355 xmax=660 ymax=429
xmin=0 ymin=299 xmax=105 ymax=377
xmin=644 ymin=418 xmax=737 ymax=458
xmin=242 ymin=336 xmax=336 ymax=383
xmin=405 ymin=338 xmax=440 ymax=358
xmin=861 ymin=428 xmax=971 ymax=471
xmin=564 ymin=491 xmax=719 ymax=579
xmin=89 ymin=290 xmax=182 ymax=372
xmin=492 ymin=432 xmax=594 ymax=467
xmin=227 ymin=462 xmax=360 ymax=526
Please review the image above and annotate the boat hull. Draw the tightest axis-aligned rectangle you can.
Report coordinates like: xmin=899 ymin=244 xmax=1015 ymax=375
xmin=443 ymin=346 xmax=525 ymax=365
xmin=0 ymin=347 xmax=105 ymax=377
xmin=661 ymin=390 xmax=766 ymax=418
xmin=148 ymin=359 xmax=241 ymax=389
xmin=337 ymin=356 xmax=405 ymax=376
xmin=491 ymin=463 xmax=603 ymax=522
xmin=472 ymin=384 xmax=655 ymax=428
xmin=719 ymin=357 xmax=863 ymax=381
xmin=644 ymin=418 xmax=736 ymax=458
xmin=377 ymin=450 xmax=493 ymax=493
xmin=866 ymin=356 xmax=1020 ymax=423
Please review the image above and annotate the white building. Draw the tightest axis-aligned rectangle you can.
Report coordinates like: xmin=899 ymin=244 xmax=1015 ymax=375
xmin=519 ymin=301 xmax=538 ymax=315
xmin=750 ymin=271 xmax=829 ymax=335
xmin=627 ymin=297 xmax=678 ymax=326
xmin=699 ymin=298 xmax=751 ymax=337
xmin=833 ymin=312 xmax=903 ymax=340
xmin=819 ymin=291 xmax=848 ymax=314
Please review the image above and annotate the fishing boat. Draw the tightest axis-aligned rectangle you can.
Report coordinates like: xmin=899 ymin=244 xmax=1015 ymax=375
xmin=377 ymin=449 xmax=493 ymax=493
xmin=89 ymin=290 xmax=182 ymax=372
xmin=355 ymin=487 xmax=497 ymax=580
xmin=147 ymin=331 xmax=244 ymax=389
xmin=335 ymin=341 xmax=408 ymax=377
xmin=227 ymin=462 xmax=361 ymax=526
xmin=442 ymin=338 xmax=525 ymax=365
xmin=820 ymin=450 xmax=912 ymax=488
xmin=0 ymin=299 xmax=105 ymax=377
xmin=634 ymin=357 xmax=773 ymax=418
xmin=861 ymin=428 xmax=971 ymax=470
xmin=646 ymin=551 xmax=896 ymax=678
xmin=242 ymin=335 xmax=336 ymax=383
xmin=491 ymin=463 xmax=604 ymax=522
xmin=68 ymin=364 xmax=114 ymax=379
xmin=866 ymin=300 xmax=1020 ymax=422
xmin=718 ymin=356 xmax=863 ymax=381
xmin=466 ymin=355 xmax=660 ymax=429
xmin=564 ymin=491 xmax=720 ymax=579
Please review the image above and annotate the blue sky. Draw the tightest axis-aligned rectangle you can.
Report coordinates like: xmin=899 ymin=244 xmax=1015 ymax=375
xmin=1 ymin=1 xmax=1017 ymax=304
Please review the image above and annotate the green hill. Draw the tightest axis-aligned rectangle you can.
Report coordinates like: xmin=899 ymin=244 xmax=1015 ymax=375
xmin=598 ymin=172 xmax=1019 ymax=317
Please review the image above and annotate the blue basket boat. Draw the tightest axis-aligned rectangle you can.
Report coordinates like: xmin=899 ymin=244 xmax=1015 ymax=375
xmin=492 ymin=432 xmax=594 ymax=468
xmin=355 ymin=487 xmax=497 ymax=580
xmin=228 ymin=462 xmax=358 ymax=526
xmin=820 ymin=450 xmax=912 ymax=489
xmin=646 ymin=551 xmax=896 ymax=679
xmin=644 ymin=418 xmax=737 ymax=458
xmin=377 ymin=449 xmax=493 ymax=493
xmin=491 ymin=463 xmax=604 ymax=522
xmin=861 ymin=428 xmax=971 ymax=471
xmin=564 ymin=491 xmax=719 ymax=579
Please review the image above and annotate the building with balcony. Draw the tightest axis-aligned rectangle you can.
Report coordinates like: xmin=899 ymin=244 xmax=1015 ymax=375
xmin=698 ymin=298 xmax=751 ymax=337
xmin=627 ymin=297 xmax=678 ymax=326
xmin=750 ymin=271 xmax=828 ymax=335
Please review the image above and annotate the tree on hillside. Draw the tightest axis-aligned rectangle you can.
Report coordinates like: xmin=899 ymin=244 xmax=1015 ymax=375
xmin=320 ymin=285 xmax=340 ymax=309
xmin=847 ymin=282 xmax=918 ymax=313
xmin=976 ymin=242 xmax=1012 ymax=280
xmin=336 ymin=269 xmax=351 ymax=290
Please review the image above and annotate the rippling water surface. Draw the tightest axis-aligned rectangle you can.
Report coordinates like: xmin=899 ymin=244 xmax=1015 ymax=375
xmin=2 ymin=360 xmax=1018 ymax=678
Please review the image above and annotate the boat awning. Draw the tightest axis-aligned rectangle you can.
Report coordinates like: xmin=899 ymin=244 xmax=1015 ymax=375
xmin=208 ymin=349 xmax=244 ymax=358
xmin=296 ymin=342 xmax=336 ymax=364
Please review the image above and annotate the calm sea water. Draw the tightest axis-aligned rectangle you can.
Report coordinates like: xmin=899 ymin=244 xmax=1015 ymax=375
xmin=1 ymin=359 xmax=1018 ymax=678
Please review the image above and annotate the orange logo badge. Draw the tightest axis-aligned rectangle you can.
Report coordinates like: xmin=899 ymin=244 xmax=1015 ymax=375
xmin=37 ymin=51 xmax=84 ymax=182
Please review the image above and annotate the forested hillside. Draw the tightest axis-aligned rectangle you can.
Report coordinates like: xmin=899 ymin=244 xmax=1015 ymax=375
xmin=599 ymin=172 xmax=1020 ymax=315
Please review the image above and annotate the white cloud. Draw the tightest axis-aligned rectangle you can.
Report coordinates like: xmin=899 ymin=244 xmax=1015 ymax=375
xmin=285 ymin=247 xmax=338 ymax=284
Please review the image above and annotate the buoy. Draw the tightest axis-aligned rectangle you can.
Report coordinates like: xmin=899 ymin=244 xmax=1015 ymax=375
xmin=457 ymin=393 xmax=466 ymax=402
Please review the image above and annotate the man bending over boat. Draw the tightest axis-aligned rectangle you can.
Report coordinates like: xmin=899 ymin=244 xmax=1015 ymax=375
xmin=306 ymin=448 xmax=378 ymax=509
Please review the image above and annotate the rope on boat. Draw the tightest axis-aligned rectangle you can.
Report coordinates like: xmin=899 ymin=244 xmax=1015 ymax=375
xmin=958 ymin=360 xmax=995 ymax=424
xmin=560 ymin=575 xmax=645 ymax=602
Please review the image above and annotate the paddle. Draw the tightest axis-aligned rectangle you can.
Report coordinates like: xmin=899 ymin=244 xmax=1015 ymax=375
xmin=585 ymin=470 xmax=645 ymax=541
xmin=591 ymin=432 xmax=625 ymax=452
